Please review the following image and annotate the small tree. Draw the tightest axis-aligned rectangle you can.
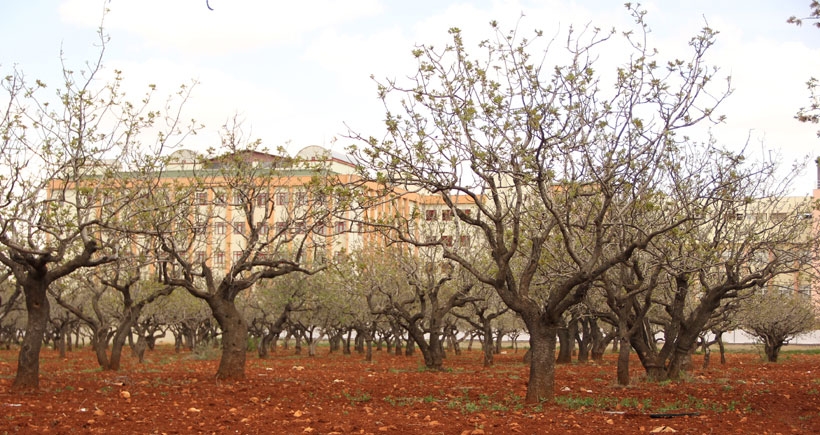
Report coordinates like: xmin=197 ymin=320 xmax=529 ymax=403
xmin=740 ymin=290 xmax=817 ymax=362
xmin=359 ymin=245 xmax=477 ymax=370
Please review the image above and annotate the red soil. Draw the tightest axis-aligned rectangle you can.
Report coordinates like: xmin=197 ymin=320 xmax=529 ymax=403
xmin=0 ymin=346 xmax=818 ymax=434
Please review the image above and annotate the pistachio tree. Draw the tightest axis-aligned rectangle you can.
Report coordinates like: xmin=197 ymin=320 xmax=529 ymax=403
xmin=148 ymin=119 xmax=358 ymax=379
xmin=0 ymin=19 xmax=197 ymax=389
xmin=349 ymin=5 xmax=729 ymax=401
xmin=740 ymin=290 xmax=817 ymax=362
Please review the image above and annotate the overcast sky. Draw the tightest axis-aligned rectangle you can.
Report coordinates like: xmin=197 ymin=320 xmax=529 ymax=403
xmin=2 ymin=0 xmax=819 ymax=194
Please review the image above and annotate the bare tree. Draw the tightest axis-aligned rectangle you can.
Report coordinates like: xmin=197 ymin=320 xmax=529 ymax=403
xmin=0 ymin=14 xmax=196 ymax=388
xmin=359 ymin=245 xmax=477 ymax=370
xmin=149 ymin=120 xmax=355 ymax=380
xmin=349 ymin=5 xmax=729 ymax=402
xmin=624 ymin=145 xmax=813 ymax=381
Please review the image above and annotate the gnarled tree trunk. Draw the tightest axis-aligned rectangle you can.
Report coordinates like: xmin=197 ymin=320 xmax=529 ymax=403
xmin=208 ymin=297 xmax=248 ymax=380
xmin=13 ymin=282 xmax=49 ymax=390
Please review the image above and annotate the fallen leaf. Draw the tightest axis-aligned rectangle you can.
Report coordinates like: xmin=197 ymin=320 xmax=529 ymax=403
xmin=293 ymin=410 xmax=304 ymax=418
xmin=187 ymin=407 xmax=201 ymax=413
xmin=119 ymin=391 xmax=131 ymax=399
xmin=93 ymin=409 xmax=105 ymax=417
xmin=650 ymin=426 xmax=677 ymax=433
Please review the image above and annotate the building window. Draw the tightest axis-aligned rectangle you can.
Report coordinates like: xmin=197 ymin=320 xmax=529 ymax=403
xmin=77 ymin=192 xmax=93 ymax=208
xmin=232 ymin=220 xmax=245 ymax=235
xmin=256 ymin=192 xmax=268 ymax=207
xmin=214 ymin=222 xmax=227 ymax=235
xmin=257 ymin=221 xmax=269 ymax=235
xmin=276 ymin=222 xmax=287 ymax=234
xmin=233 ymin=250 xmax=243 ymax=264
xmin=315 ymin=223 xmax=325 ymax=236
xmin=276 ymin=192 xmax=289 ymax=205
xmin=193 ymin=218 xmax=206 ymax=235
xmin=442 ymin=235 xmax=453 ymax=247
xmin=425 ymin=210 xmax=437 ymax=221
xmin=459 ymin=235 xmax=470 ymax=247
xmin=214 ymin=251 xmax=225 ymax=267
xmin=195 ymin=191 xmax=208 ymax=205
xmin=442 ymin=210 xmax=453 ymax=221
xmin=335 ymin=221 xmax=346 ymax=234
xmin=459 ymin=209 xmax=472 ymax=218
xmin=295 ymin=192 xmax=307 ymax=206
xmin=213 ymin=191 xmax=226 ymax=207
xmin=194 ymin=251 xmax=205 ymax=264
xmin=233 ymin=191 xmax=245 ymax=208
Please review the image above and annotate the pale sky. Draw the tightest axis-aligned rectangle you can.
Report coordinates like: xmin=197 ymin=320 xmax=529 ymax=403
xmin=1 ymin=0 xmax=819 ymax=194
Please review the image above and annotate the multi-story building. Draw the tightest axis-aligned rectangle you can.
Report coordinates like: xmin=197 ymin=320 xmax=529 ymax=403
xmin=50 ymin=145 xmax=478 ymax=276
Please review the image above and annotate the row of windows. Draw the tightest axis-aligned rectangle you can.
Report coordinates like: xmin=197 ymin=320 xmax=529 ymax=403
xmin=202 ymin=221 xmax=355 ymax=236
xmin=195 ymin=191 xmax=320 ymax=207
xmin=425 ymin=234 xmax=471 ymax=247
xmin=425 ymin=209 xmax=472 ymax=221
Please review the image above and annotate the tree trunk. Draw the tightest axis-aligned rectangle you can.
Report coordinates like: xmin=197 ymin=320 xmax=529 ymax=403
xmin=764 ymin=338 xmax=782 ymax=362
xmin=56 ymin=332 xmax=67 ymax=358
xmin=717 ymin=334 xmax=726 ymax=364
xmin=110 ymin=310 xmax=139 ymax=371
xmin=258 ymin=333 xmax=273 ymax=359
xmin=393 ymin=337 xmax=401 ymax=355
xmin=208 ymin=297 xmax=248 ymax=380
xmin=701 ymin=339 xmax=711 ymax=369
xmin=524 ymin=322 xmax=558 ymax=403
xmin=590 ymin=324 xmax=609 ymax=361
xmin=616 ymin=336 xmax=631 ymax=386
xmin=404 ymin=337 xmax=415 ymax=356
xmin=133 ymin=335 xmax=147 ymax=363
xmin=482 ymin=324 xmax=494 ymax=367
xmin=615 ymin=313 xmax=631 ymax=386
xmin=425 ymin=334 xmax=445 ymax=370
xmin=495 ymin=329 xmax=505 ymax=354
xmin=667 ymin=342 xmax=696 ymax=379
xmin=89 ymin=326 xmax=113 ymax=370
xmin=365 ymin=334 xmax=373 ymax=362
xmin=576 ymin=317 xmax=592 ymax=363
xmin=13 ymin=283 xmax=50 ymax=390
xmin=556 ymin=325 xmax=573 ymax=364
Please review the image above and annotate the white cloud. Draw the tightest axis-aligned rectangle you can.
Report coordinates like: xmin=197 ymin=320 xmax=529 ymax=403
xmin=59 ymin=0 xmax=384 ymax=54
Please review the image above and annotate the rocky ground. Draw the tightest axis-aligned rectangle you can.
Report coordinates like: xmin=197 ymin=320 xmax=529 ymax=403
xmin=0 ymin=345 xmax=818 ymax=434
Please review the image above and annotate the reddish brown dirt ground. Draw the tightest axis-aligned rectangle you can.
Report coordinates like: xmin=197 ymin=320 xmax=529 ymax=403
xmin=0 ymin=346 xmax=818 ymax=434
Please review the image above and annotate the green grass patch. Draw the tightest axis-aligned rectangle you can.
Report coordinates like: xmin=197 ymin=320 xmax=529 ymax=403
xmin=343 ymin=390 xmax=372 ymax=405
